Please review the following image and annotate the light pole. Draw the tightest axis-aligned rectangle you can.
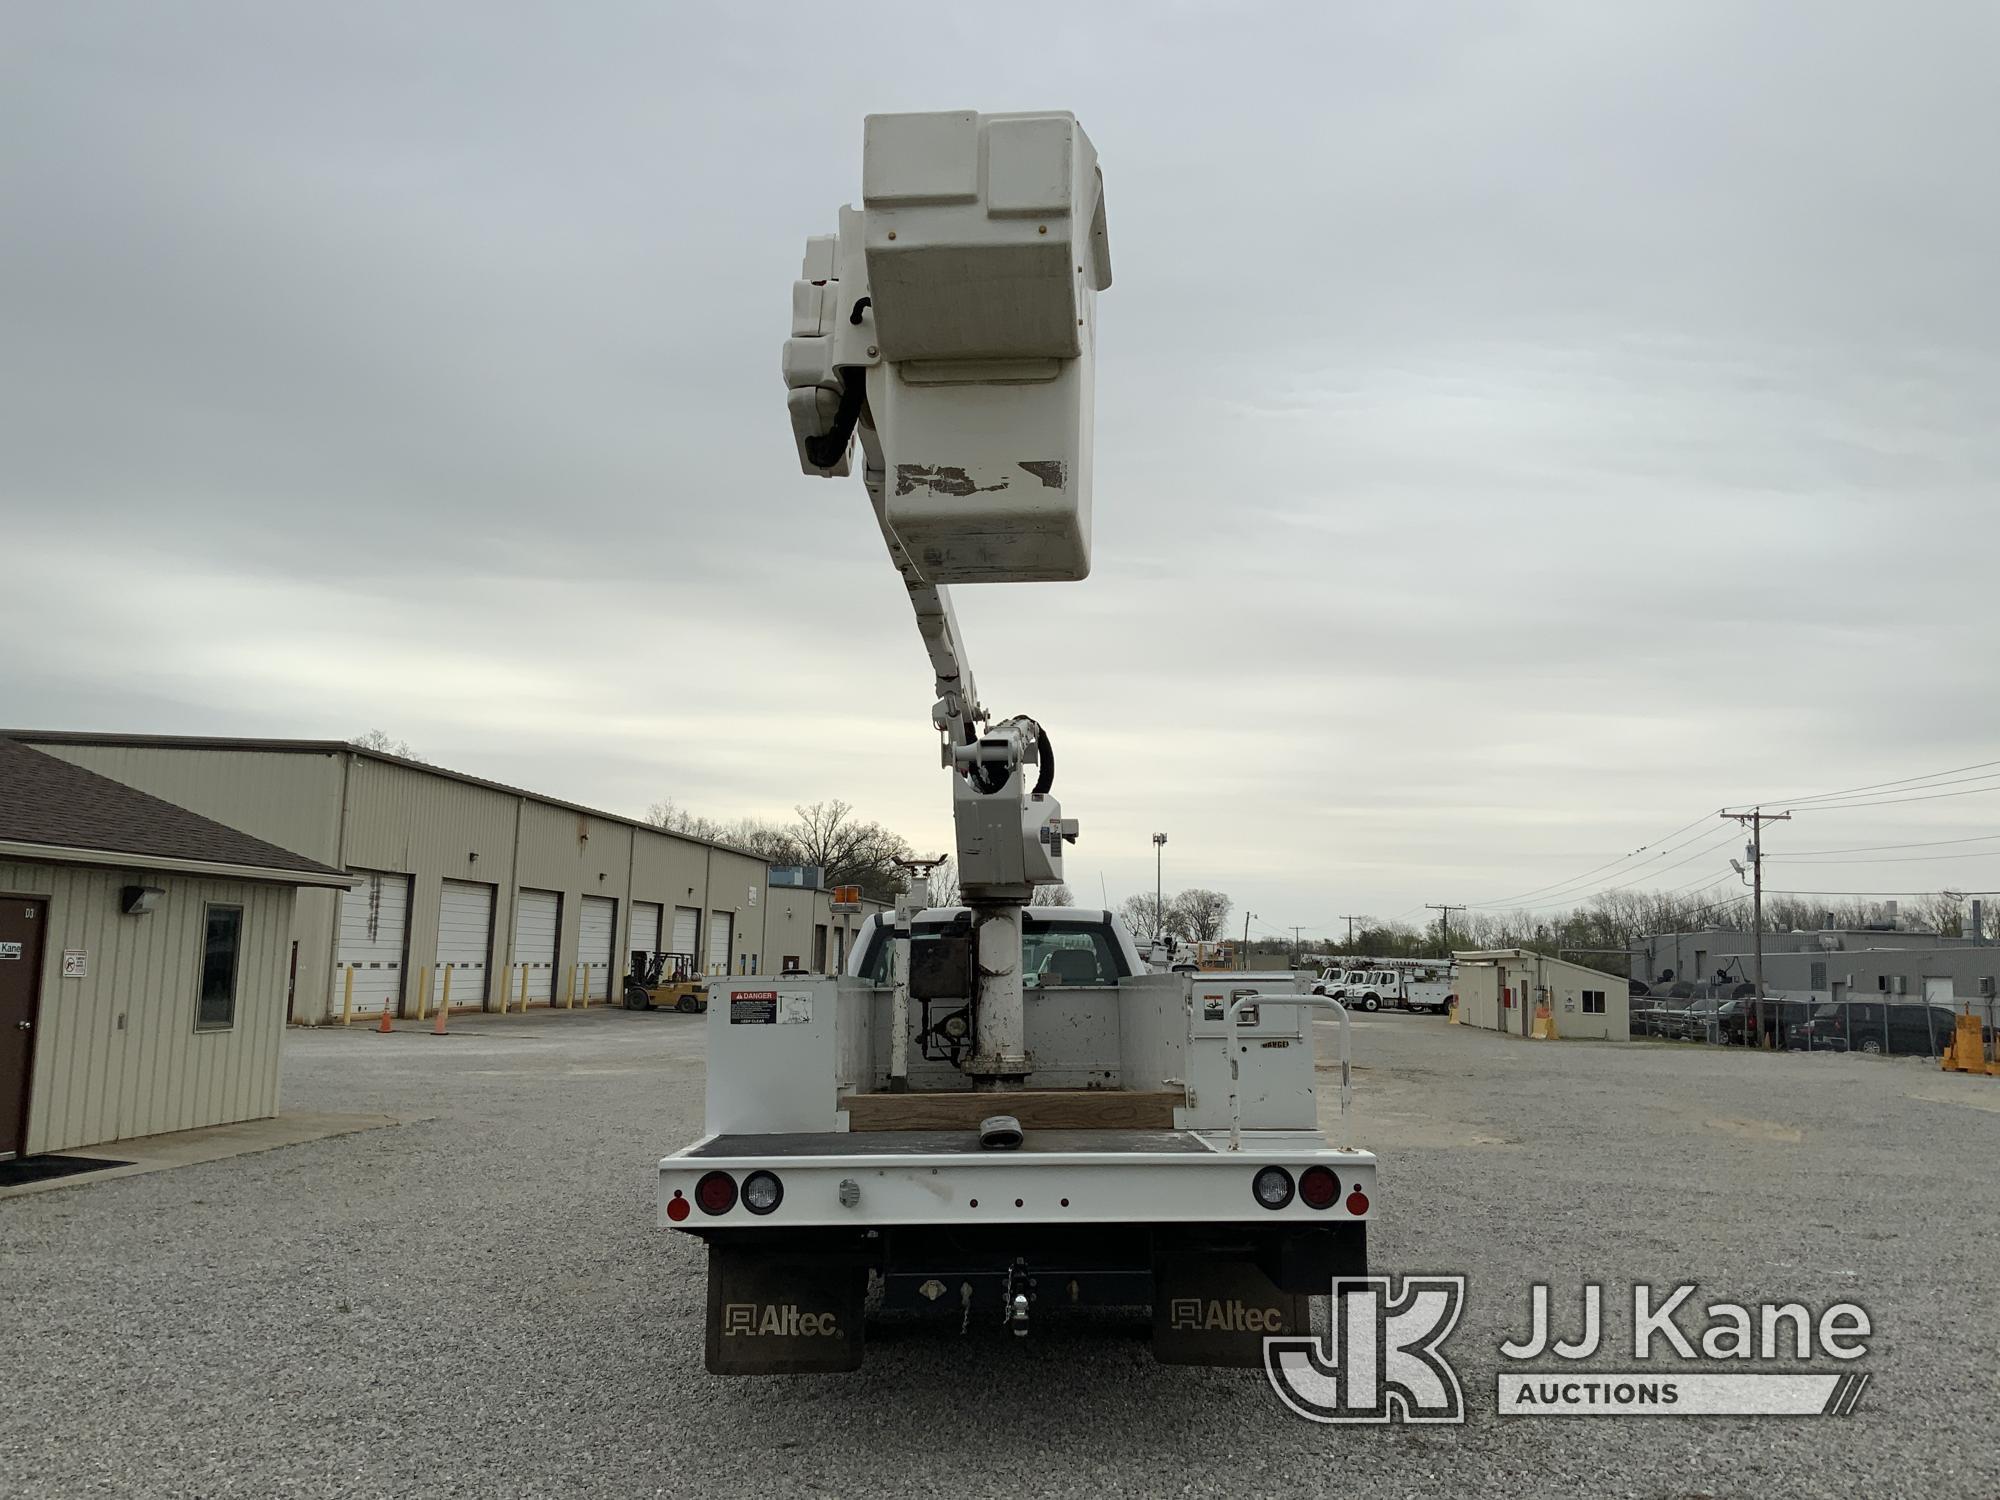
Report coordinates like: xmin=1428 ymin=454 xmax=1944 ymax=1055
xmin=1152 ymin=832 xmax=1167 ymax=948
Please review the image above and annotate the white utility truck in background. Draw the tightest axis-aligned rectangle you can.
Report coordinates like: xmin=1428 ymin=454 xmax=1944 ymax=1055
xmin=658 ymin=110 xmax=1375 ymax=1375
xmin=1310 ymin=961 xmax=1454 ymax=1015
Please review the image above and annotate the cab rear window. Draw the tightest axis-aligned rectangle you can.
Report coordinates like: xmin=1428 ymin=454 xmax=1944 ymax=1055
xmin=859 ymin=916 xmax=1128 ymax=986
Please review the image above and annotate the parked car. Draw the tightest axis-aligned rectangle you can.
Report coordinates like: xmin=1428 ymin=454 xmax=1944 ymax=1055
xmin=1711 ymin=997 xmax=1814 ymax=1048
xmin=1794 ymin=1002 xmax=1958 ymax=1056
xmin=1629 ymin=998 xmax=1674 ymax=1037
xmin=1663 ymin=995 xmax=1726 ymax=1040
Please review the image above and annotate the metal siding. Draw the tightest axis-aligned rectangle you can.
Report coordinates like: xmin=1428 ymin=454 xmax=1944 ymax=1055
xmin=578 ymin=896 xmax=616 ymax=1000
xmin=435 ymin=880 xmax=495 ymax=1007
xmin=2 ymin=860 xmax=291 ymax=1155
xmin=511 ymin=889 xmax=560 ymax=1003
xmin=702 ymin=849 xmax=762 ymax=973
xmin=335 ymin=870 xmax=410 ymax=1017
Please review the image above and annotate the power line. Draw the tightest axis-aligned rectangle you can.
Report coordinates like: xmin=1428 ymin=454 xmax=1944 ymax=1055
xmin=1758 ymin=756 xmax=2000 ymax=808
xmin=1787 ymin=780 xmax=2000 ymax=813
xmin=1776 ymin=833 xmax=2000 ymax=857
xmin=1764 ymin=886 xmax=2000 ymax=896
xmin=1503 ymin=828 xmax=1746 ymax=912
xmin=1768 ymin=849 xmax=2000 ymax=866
xmin=1466 ymin=813 xmax=1725 ymax=910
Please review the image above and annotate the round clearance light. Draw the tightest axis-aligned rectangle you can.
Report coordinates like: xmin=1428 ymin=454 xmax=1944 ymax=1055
xmin=1345 ymin=1188 xmax=1370 ymax=1216
xmin=741 ymin=1170 xmax=784 ymax=1216
xmin=666 ymin=1191 xmax=691 ymax=1223
xmin=1252 ymin=1166 xmax=1294 ymax=1210
xmin=695 ymin=1171 xmax=738 ymax=1216
xmin=1299 ymin=1166 xmax=1340 ymax=1210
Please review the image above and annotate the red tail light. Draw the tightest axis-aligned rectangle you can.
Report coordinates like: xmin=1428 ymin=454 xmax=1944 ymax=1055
xmin=696 ymin=1171 xmax=738 ymax=1215
xmin=1345 ymin=1188 xmax=1370 ymax=1216
xmin=666 ymin=1191 xmax=691 ymax=1223
xmin=1299 ymin=1166 xmax=1339 ymax=1209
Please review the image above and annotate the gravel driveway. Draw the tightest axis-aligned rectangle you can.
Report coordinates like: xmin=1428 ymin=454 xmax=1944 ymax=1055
xmin=3 ymin=1007 xmax=1994 ymax=1499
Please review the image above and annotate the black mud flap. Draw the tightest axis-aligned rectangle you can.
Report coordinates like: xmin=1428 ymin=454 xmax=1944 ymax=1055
xmin=1150 ymin=1254 xmax=1310 ymax=1368
xmin=705 ymin=1242 xmax=867 ymax=1375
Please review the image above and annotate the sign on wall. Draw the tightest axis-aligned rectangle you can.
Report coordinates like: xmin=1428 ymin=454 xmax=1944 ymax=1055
xmin=62 ymin=950 xmax=88 ymax=978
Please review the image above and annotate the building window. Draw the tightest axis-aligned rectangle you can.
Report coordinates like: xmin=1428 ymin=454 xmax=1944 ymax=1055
xmin=1581 ymin=989 xmax=1606 ymax=1015
xmin=198 ymin=904 xmax=244 ymax=1030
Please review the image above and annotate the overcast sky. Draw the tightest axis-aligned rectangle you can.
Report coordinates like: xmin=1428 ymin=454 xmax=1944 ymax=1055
xmin=5 ymin=2 xmax=1998 ymax=938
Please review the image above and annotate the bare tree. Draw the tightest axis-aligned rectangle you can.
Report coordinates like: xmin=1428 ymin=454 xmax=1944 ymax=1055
xmin=928 ymin=857 xmax=960 ymax=908
xmin=646 ymin=799 xmax=798 ymax=860
xmin=1170 ymin=888 xmax=1232 ymax=943
xmin=1117 ymin=892 xmax=1168 ymax=943
xmin=351 ymin=729 xmax=427 ymax=763
xmin=1029 ymin=883 xmax=1075 ymax=907
xmin=789 ymin=799 xmax=915 ymax=901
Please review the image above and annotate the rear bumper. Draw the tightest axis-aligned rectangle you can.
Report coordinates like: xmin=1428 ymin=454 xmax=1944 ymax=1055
xmin=660 ymin=1130 xmax=1376 ymax=1232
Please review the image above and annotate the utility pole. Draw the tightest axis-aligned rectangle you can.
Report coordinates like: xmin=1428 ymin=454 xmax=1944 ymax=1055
xmin=1339 ymin=915 xmax=1363 ymax=951
xmin=1721 ymin=807 xmax=1790 ymax=1047
xmin=1292 ymin=924 xmax=1303 ymax=965
xmin=1426 ymin=903 xmax=1466 ymax=959
xmin=1152 ymin=832 xmax=1167 ymax=948
xmin=1240 ymin=910 xmax=1256 ymax=970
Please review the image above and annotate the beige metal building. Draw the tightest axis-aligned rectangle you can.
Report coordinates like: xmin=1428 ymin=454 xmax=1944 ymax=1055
xmin=1454 ymin=948 xmax=1630 ymax=1042
xmin=0 ymin=740 xmax=353 ymax=1157
xmin=761 ymin=882 xmax=873 ymax=975
xmin=11 ymin=733 xmax=880 ymax=1025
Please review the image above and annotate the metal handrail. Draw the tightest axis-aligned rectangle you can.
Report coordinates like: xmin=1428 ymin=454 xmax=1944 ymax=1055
xmin=1225 ymin=993 xmax=1352 ymax=1152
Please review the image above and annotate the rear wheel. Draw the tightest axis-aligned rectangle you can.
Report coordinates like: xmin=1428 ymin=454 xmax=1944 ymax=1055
xmin=1857 ymin=1037 xmax=1883 ymax=1056
xmin=676 ymin=993 xmax=700 ymax=1014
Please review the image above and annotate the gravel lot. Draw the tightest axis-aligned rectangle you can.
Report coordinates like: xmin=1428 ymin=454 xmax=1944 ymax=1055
xmin=4 ymin=1006 xmax=1996 ymax=1499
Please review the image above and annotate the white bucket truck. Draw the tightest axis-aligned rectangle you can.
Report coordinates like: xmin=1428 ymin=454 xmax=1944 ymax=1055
xmin=659 ymin=110 xmax=1375 ymax=1374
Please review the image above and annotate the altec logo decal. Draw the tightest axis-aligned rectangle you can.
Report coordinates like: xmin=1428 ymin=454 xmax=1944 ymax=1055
xmin=721 ymin=1302 xmax=840 ymax=1338
xmin=1169 ymin=1298 xmax=1285 ymax=1334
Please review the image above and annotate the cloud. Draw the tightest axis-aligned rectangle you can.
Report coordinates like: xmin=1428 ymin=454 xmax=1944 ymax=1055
xmin=4 ymin=1 xmax=1999 ymax=930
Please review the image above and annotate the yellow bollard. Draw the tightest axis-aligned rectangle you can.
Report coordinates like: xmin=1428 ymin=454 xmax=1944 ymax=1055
xmin=581 ymin=963 xmax=593 ymax=1009
xmin=415 ymin=965 xmax=432 ymax=1021
xmin=518 ymin=964 xmax=530 ymax=1013
xmin=563 ymin=966 xmax=575 ymax=1010
xmin=440 ymin=963 xmax=454 ymax=1014
xmin=341 ymin=965 xmax=355 ymax=1026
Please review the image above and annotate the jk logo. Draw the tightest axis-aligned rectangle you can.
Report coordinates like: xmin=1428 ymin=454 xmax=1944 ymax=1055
xmin=1264 ymin=1276 xmax=1466 ymax=1424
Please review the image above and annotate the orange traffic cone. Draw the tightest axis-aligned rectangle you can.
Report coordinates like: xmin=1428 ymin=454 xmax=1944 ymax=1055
xmin=376 ymin=1005 xmax=394 ymax=1034
xmin=432 ymin=1000 xmax=449 ymax=1036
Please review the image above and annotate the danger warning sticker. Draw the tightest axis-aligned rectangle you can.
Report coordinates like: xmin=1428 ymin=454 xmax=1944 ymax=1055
xmin=730 ymin=991 xmax=779 ymax=1025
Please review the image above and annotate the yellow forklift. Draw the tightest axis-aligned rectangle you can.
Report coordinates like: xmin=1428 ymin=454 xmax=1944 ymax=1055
xmin=622 ymin=950 xmax=708 ymax=1013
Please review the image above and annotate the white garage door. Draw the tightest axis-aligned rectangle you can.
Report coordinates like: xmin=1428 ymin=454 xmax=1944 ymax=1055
xmin=708 ymin=910 xmax=734 ymax=975
xmin=437 ymin=880 xmax=495 ymax=1008
xmin=512 ymin=888 xmax=560 ymax=1004
xmin=630 ymin=901 xmax=663 ymax=966
xmin=579 ymin=895 xmax=617 ymax=1000
xmin=671 ymin=907 xmax=699 ymax=963
xmin=335 ymin=870 xmax=409 ymax=1017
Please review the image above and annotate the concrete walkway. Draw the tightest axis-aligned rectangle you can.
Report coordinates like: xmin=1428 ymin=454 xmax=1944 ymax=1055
xmin=0 ymin=1109 xmax=406 ymax=1200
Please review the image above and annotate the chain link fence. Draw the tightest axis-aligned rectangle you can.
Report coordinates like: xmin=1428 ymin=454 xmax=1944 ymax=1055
xmin=1633 ymin=987 xmax=1997 ymax=1060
